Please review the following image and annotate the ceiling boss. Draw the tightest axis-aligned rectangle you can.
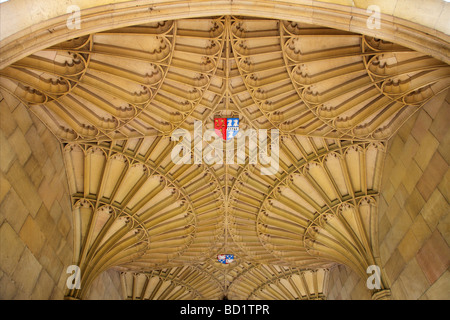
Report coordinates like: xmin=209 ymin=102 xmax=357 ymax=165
xmin=171 ymin=119 xmax=280 ymax=175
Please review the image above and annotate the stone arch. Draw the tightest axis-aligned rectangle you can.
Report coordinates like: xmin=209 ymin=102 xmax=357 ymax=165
xmin=1 ymin=0 xmax=449 ymax=70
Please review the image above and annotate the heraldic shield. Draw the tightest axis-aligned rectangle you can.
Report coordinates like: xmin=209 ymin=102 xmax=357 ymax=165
xmin=214 ymin=118 xmax=239 ymax=140
xmin=217 ymin=254 xmax=234 ymax=264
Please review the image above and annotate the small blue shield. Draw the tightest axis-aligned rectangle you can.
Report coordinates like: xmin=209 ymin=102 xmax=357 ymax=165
xmin=217 ymin=254 xmax=234 ymax=264
xmin=226 ymin=118 xmax=239 ymax=140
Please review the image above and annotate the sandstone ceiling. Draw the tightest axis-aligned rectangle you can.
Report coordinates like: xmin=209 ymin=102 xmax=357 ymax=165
xmin=0 ymin=16 xmax=449 ymax=300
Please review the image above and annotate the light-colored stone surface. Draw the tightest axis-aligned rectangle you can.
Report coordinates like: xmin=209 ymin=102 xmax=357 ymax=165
xmin=0 ymin=90 xmax=73 ymax=300
xmin=326 ymin=264 xmax=371 ymax=300
xmin=397 ymin=258 xmax=430 ymax=300
xmin=378 ymin=90 xmax=450 ymax=300
xmin=1 ymin=2 xmax=449 ymax=300
xmin=422 ymin=271 xmax=450 ymax=300
xmin=0 ymin=88 xmax=117 ymax=299
xmin=416 ymin=230 xmax=450 ymax=285
xmin=1 ymin=0 xmax=448 ymax=40
xmin=85 ymin=269 xmax=123 ymax=300
xmin=1 ymin=0 xmax=449 ymax=72
xmin=0 ymin=222 xmax=26 ymax=276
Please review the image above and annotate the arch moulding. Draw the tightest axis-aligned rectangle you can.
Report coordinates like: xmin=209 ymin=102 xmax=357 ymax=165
xmin=0 ymin=0 xmax=449 ymax=70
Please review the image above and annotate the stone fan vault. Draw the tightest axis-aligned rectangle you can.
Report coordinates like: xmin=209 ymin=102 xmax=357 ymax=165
xmin=1 ymin=15 xmax=449 ymax=300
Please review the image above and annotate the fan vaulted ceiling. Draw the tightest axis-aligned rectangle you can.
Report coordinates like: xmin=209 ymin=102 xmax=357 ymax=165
xmin=0 ymin=15 xmax=448 ymax=300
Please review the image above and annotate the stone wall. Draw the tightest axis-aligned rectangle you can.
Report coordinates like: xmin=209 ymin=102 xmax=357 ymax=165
xmin=0 ymin=90 xmax=73 ymax=299
xmin=326 ymin=89 xmax=450 ymax=300
xmin=378 ymin=89 xmax=450 ymax=300
xmin=0 ymin=90 xmax=126 ymax=300
xmin=326 ymin=264 xmax=371 ymax=300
